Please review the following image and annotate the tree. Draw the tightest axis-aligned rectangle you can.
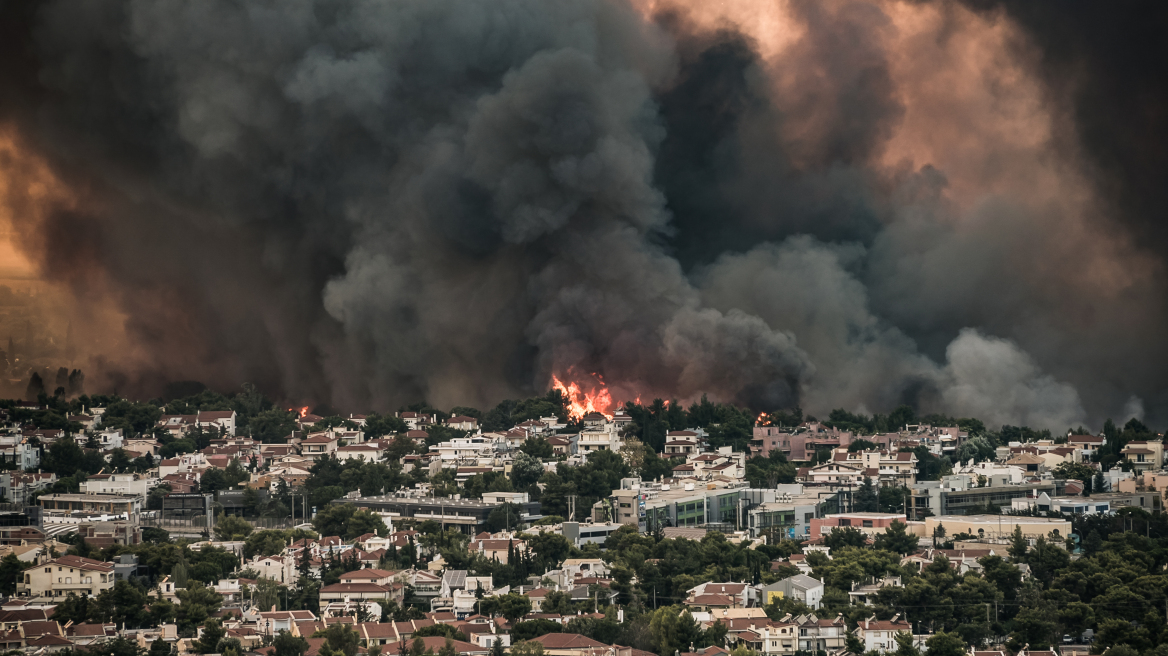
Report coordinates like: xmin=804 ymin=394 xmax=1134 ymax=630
xmin=520 ymin=437 xmax=554 ymax=459
xmin=312 ymin=504 xmax=387 ymax=539
xmin=251 ymin=409 xmax=298 ymax=444
xmin=848 ymin=439 xmax=878 ymax=452
xmin=893 ymin=632 xmax=920 ymax=656
xmin=823 ymin=527 xmax=867 ymax=552
xmin=438 ymin=637 xmax=457 ymax=656
xmin=252 ymin=577 xmax=282 ymax=612
xmin=193 ymin=619 xmax=226 ymax=654
xmin=479 ymin=593 xmax=531 ymax=623
xmin=510 ymin=620 xmax=563 ymax=642
xmin=1053 ymin=461 xmax=1095 ymax=488
xmin=873 ymin=521 xmax=919 ymax=555
xmin=0 ymin=553 xmax=24 ymax=594
xmin=854 ymin=477 xmax=878 ymax=512
xmin=26 ymin=372 xmax=45 ymax=399
xmin=491 ymin=639 xmax=504 ymax=656
xmin=224 ymin=459 xmax=249 ymax=487
xmin=171 ymin=561 xmax=189 ymax=588
xmin=483 ymin=503 xmax=523 ymax=533
xmin=511 ymin=452 xmax=546 ymax=489
xmin=273 ymin=631 xmax=309 ymax=656
xmin=510 ymin=642 xmax=545 ymax=656
xmin=200 ymin=468 xmax=228 ymax=495
xmin=412 ymin=625 xmax=468 ymax=642
xmin=1008 ymin=525 xmax=1028 ymax=560
xmin=175 ymin=580 xmax=223 ymax=634
xmin=150 ymin=638 xmax=173 ymax=656
xmin=143 ymin=526 xmax=170 ymax=543
xmin=924 ymin=631 xmax=964 ymax=656
xmin=214 ymin=514 xmax=254 ymax=541
xmin=314 ymin=624 xmax=360 ymax=656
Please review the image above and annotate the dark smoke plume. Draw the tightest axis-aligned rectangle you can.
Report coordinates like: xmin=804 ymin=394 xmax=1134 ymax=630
xmin=0 ymin=0 xmax=1165 ymax=430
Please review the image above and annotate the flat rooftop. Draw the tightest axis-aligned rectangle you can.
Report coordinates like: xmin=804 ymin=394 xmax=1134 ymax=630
xmin=39 ymin=493 xmax=142 ymax=502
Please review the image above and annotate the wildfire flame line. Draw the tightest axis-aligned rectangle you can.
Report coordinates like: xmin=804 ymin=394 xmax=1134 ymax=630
xmin=551 ymin=372 xmax=617 ymax=420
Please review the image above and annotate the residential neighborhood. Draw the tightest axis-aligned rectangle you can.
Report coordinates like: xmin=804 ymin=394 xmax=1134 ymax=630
xmin=0 ymin=389 xmax=1160 ymax=656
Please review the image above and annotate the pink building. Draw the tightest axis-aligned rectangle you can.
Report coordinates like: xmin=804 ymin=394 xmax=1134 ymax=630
xmin=810 ymin=512 xmax=907 ymax=538
xmin=751 ymin=424 xmax=903 ymax=461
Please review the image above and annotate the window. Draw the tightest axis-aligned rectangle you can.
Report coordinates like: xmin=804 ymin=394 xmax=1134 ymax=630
xmin=839 ymin=519 xmax=851 ymax=526
xmin=862 ymin=520 xmax=873 ymax=528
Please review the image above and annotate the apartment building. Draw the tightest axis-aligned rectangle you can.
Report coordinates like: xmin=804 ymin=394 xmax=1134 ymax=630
xmin=19 ymin=556 xmax=115 ymax=598
xmin=577 ymin=413 xmax=623 ymax=453
xmin=79 ymin=472 xmax=157 ymax=497
xmin=810 ymin=513 xmax=907 ymax=539
xmin=0 ymin=472 xmax=56 ymax=505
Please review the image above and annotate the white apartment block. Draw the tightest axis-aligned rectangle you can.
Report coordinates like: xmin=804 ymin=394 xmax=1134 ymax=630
xmin=577 ymin=413 xmax=624 ymax=453
xmin=80 ymin=472 xmax=158 ymax=497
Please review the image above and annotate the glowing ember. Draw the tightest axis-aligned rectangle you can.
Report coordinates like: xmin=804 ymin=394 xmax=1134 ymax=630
xmin=552 ymin=372 xmax=618 ymax=420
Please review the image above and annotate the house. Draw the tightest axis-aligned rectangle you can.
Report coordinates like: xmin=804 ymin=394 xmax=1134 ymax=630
xmin=338 ymin=444 xmax=384 ymax=463
xmin=685 ymin=582 xmax=752 ymax=611
xmin=802 ymin=461 xmax=865 ymax=486
xmin=413 ymin=637 xmax=489 ymax=656
xmin=546 ymin=436 xmax=576 ymax=456
xmin=760 ymin=574 xmax=824 ymax=609
xmin=577 ymin=414 xmax=623 ymax=453
xmin=195 ymin=410 xmax=237 ymax=435
xmin=0 ymin=472 xmax=56 ymax=506
xmin=18 ymin=555 xmax=115 ymax=598
xmin=530 ymin=633 xmax=612 ymax=656
xmin=468 ymin=536 xmax=528 ymax=564
xmin=854 ymin=614 xmax=913 ymax=653
xmin=446 ymin=416 xmax=479 ymax=432
xmin=735 ymin=621 xmax=799 ymax=656
xmin=1121 ymin=441 xmax=1164 ymax=472
xmin=318 ymin=582 xmax=398 ymax=604
xmin=1004 ymin=453 xmax=1045 ymax=474
xmin=251 ymin=555 xmax=296 ymax=584
xmin=340 ymin=569 xmax=397 ymax=586
xmin=299 ymin=434 xmax=339 ymax=460
xmin=257 ymin=610 xmax=317 ymax=636
xmin=846 ymin=576 xmax=903 ymax=605
xmin=664 ymin=431 xmax=702 ymax=457
xmin=789 ymin=613 xmax=848 ymax=653
xmin=0 ymin=435 xmax=40 ymax=470
xmin=1067 ymin=434 xmax=1105 ymax=458
xmin=396 ymin=412 xmax=434 ymax=430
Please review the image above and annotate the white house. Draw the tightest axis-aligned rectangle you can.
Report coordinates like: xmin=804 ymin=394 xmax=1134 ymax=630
xmin=760 ymin=574 xmax=824 ymax=609
xmin=196 ymin=410 xmax=237 ymax=436
xmin=855 ymin=615 xmax=913 ymax=654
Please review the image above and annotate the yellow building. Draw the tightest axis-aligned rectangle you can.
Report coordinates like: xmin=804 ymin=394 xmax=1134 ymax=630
xmin=924 ymin=514 xmax=1070 ymax=541
xmin=18 ymin=555 xmax=115 ymax=598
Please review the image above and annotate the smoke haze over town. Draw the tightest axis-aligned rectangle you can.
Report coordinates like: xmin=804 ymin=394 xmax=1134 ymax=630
xmin=0 ymin=0 xmax=1166 ymax=431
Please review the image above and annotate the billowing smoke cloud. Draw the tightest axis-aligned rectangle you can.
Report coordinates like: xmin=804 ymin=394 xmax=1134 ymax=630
xmin=0 ymin=0 xmax=1164 ymax=430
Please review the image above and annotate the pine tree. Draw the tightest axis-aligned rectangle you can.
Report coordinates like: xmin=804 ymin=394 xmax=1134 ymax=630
xmin=854 ymin=477 xmax=879 ymax=512
xmin=1008 ymin=525 xmax=1028 ymax=561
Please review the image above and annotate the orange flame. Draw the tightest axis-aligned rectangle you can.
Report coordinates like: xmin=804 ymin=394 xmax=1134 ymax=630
xmin=756 ymin=412 xmax=771 ymax=426
xmin=551 ymin=372 xmax=617 ymax=420
xmin=289 ymin=406 xmax=309 ymax=418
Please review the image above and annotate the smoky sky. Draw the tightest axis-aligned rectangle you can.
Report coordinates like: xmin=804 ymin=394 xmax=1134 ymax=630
xmin=0 ymin=0 xmax=1165 ymax=431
